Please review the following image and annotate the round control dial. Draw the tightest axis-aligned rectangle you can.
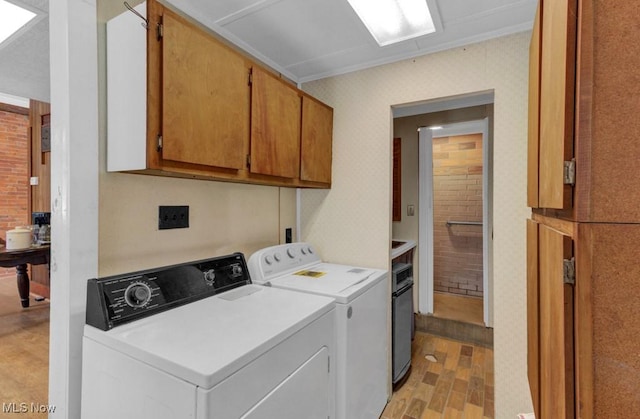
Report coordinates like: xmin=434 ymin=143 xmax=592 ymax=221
xmin=287 ymin=248 xmax=296 ymax=258
xmin=124 ymin=282 xmax=152 ymax=308
xmin=203 ymin=269 xmax=216 ymax=285
xmin=274 ymin=252 xmax=282 ymax=262
xmin=232 ymin=265 xmax=243 ymax=276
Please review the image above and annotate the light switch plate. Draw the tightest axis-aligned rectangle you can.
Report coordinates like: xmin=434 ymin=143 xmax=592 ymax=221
xmin=407 ymin=205 xmax=415 ymax=216
xmin=30 ymin=177 xmax=39 ymax=186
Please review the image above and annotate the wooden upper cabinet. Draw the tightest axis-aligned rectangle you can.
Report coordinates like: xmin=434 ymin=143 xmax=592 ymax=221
xmin=250 ymin=66 xmax=301 ymax=178
xmin=528 ymin=0 xmax=640 ymax=222
xmin=539 ymin=0 xmax=577 ymax=209
xmin=529 ymin=0 xmax=577 ymax=210
xmin=301 ymin=96 xmax=333 ymax=184
xmin=107 ymin=0 xmax=332 ymax=188
xmin=161 ymin=8 xmax=249 ymax=170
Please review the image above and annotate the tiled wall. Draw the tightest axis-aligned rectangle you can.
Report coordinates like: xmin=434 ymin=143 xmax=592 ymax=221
xmin=0 ymin=109 xmax=29 ymax=280
xmin=433 ymin=134 xmax=483 ymax=298
xmin=302 ymin=32 xmax=533 ymax=416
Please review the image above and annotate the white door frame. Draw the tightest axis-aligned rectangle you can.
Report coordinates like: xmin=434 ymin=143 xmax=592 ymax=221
xmin=418 ymin=118 xmax=493 ymax=327
xmin=48 ymin=1 xmax=99 ymax=418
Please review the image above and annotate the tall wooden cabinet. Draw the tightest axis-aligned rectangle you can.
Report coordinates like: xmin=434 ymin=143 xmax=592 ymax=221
xmin=527 ymin=0 xmax=640 ymax=417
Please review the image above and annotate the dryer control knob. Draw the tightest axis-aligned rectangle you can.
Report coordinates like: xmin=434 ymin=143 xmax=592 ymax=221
xmin=287 ymin=248 xmax=296 ymax=258
xmin=125 ymin=282 xmax=152 ymax=308
xmin=274 ymin=253 xmax=282 ymax=262
xmin=307 ymin=247 xmax=314 ymax=254
xmin=301 ymin=247 xmax=307 ymax=255
xmin=264 ymin=255 xmax=273 ymax=265
xmin=232 ymin=265 xmax=243 ymax=276
xmin=203 ymin=269 xmax=216 ymax=285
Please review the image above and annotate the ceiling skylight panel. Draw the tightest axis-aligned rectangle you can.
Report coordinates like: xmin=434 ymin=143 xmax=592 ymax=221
xmin=0 ymin=0 xmax=36 ymax=46
xmin=347 ymin=0 xmax=436 ymax=46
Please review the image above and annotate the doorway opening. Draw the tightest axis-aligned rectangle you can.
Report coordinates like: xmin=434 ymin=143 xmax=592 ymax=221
xmin=392 ymin=91 xmax=494 ymax=330
xmin=0 ymin=96 xmax=51 ymax=410
xmin=420 ymin=120 xmax=492 ymax=327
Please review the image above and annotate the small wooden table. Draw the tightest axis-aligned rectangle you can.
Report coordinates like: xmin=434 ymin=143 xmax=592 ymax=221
xmin=0 ymin=245 xmax=50 ymax=308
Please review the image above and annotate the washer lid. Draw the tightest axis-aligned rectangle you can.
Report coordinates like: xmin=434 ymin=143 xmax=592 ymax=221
xmin=267 ymin=263 xmax=388 ymax=303
xmin=83 ymin=285 xmax=334 ymax=390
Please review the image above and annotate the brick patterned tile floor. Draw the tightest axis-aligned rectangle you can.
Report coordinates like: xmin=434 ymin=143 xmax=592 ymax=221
xmin=381 ymin=332 xmax=494 ymax=419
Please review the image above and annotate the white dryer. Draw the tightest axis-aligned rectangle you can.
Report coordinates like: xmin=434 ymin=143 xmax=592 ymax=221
xmin=248 ymin=243 xmax=389 ymax=419
xmin=81 ymin=253 xmax=336 ymax=419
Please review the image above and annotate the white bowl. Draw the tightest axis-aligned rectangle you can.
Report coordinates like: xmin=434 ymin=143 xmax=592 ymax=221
xmin=6 ymin=228 xmax=32 ymax=250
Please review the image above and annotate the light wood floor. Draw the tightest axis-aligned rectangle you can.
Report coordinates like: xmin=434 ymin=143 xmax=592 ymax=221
xmin=433 ymin=293 xmax=484 ymax=326
xmin=0 ymin=277 xmax=50 ymax=417
xmin=382 ymin=332 xmax=494 ymax=419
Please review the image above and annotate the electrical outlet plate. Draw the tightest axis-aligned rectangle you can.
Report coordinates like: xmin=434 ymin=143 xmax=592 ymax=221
xmin=285 ymin=228 xmax=292 ymax=243
xmin=159 ymin=206 xmax=189 ymax=230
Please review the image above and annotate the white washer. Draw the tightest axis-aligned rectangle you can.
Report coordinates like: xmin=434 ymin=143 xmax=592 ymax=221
xmin=248 ymin=243 xmax=389 ymax=419
xmin=81 ymin=253 xmax=336 ymax=419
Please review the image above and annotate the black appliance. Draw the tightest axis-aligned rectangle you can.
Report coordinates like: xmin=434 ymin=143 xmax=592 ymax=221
xmin=85 ymin=253 xmax=250 ymax=330
xmin=392 ymin=262 xmax=414 ymax=384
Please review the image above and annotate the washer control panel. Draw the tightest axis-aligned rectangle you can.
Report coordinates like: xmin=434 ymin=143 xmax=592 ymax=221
xmin=248 ymin=242 xmax=321 ymax=283
xmin=86 ymin=253 xmax=250 ymax=330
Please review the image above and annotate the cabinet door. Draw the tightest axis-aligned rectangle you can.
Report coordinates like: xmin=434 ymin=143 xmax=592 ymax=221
xmin=250 ymin=67 xmax=301 ymax=178
xmin=538 ymin=0 xmax=577 ymax=209
xmin=301 ymin=97 xmax=333 ymax=184
xmin=162 ymin=9 xmax=248 ymax=170
xmin=527 ymin=3 xmax=541 ymax=208
xmin=526 ymin=219 xmax=540 ymax=417
xmin=538 ymin=223 xmax=575 ymax=419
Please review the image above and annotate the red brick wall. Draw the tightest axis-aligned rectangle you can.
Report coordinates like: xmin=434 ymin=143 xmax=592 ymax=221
xmin=433 ymin=133 xmax=483 ymax=298
xmin=0 ymin=109 xmax=30 ymax=280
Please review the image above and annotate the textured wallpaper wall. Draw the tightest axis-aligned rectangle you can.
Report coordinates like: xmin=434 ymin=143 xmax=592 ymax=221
xmin=302 ymin=32 xmax=532 ymax=417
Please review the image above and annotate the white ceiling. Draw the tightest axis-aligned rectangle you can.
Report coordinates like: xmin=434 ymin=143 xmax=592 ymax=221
xmin=169 ymin=0 xmax=537 ymax=83
xmin=0 ymin=0 xmax=537 ymax=102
